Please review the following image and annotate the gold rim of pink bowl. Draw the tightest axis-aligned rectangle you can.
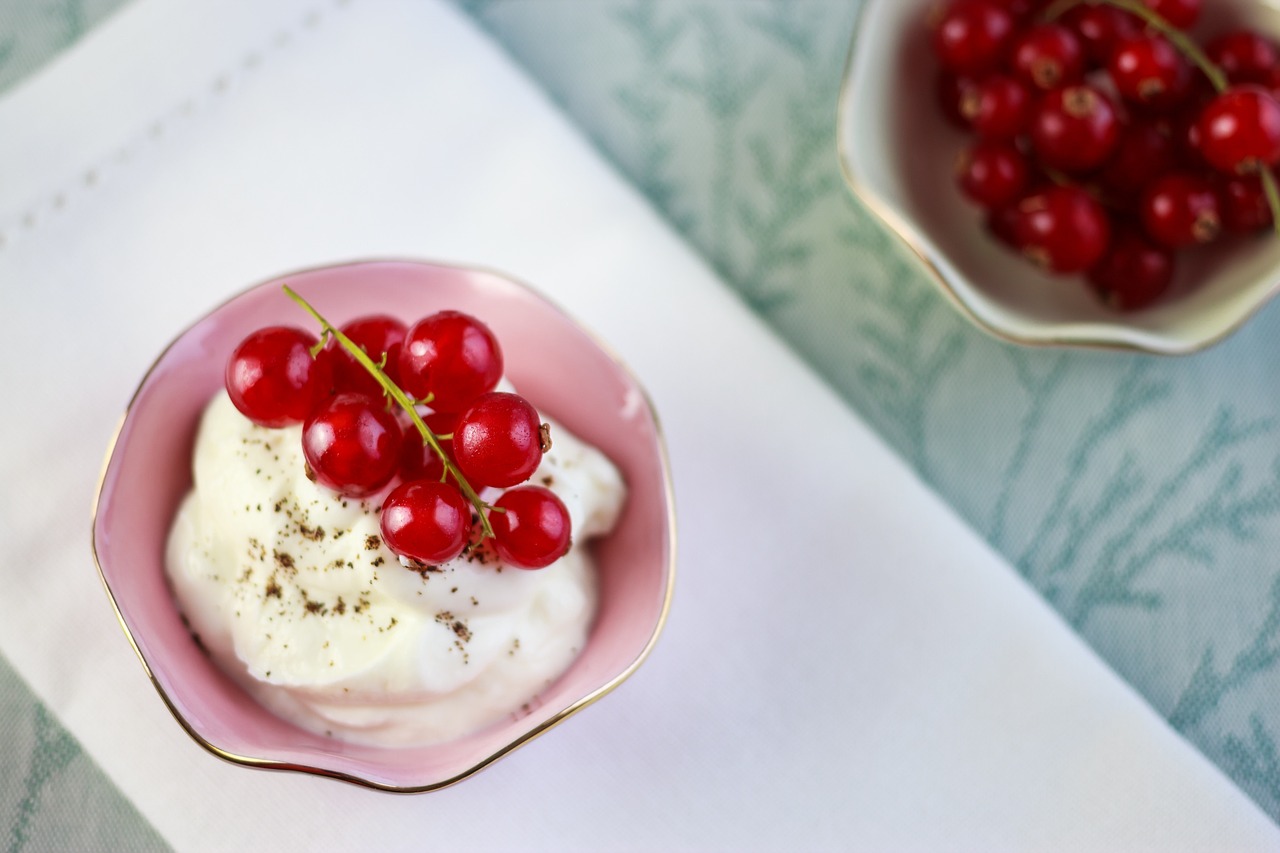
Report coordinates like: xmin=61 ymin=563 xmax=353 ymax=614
xmin=835 ymin=0 xmax=1280 ymax=356
xmin=89 ymin=257 xmax=677 ymax=793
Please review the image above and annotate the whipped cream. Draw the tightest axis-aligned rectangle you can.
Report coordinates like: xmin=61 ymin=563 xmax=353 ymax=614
xmin=166 ymin=391 xmax=624 ymax=747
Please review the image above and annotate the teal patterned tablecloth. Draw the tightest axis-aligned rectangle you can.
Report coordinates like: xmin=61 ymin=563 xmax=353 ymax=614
xmin=5 ymin=0 xmax=1280 ymax=844
xmin=455 ymin=0 xmax=1280 ymax=823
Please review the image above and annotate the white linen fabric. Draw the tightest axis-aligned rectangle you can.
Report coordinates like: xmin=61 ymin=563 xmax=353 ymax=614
xmin=0 ymin=0 xmax=1276 ymax=849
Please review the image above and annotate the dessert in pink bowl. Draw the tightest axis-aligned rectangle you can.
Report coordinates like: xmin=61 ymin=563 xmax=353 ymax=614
xmin=91 ymin=259 xmax=675 ymax=791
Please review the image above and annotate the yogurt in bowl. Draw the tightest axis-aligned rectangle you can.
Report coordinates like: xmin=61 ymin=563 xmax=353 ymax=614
xmin=92 ymin=260 xmax=675 ymax=790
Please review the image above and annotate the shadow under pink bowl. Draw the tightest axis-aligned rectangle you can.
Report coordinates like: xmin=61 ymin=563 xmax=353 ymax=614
xmin=91 ymin=259 xmax=676 ymax=791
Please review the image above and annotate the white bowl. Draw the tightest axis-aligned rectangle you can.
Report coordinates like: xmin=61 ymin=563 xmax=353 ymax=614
xmin=837 ymin=0 xmax=1280 ymax=354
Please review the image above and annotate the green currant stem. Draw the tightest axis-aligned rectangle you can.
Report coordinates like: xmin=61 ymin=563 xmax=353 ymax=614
xmin=1262 ymin=170 xmax=1280 ymax=236
xmin=1043 ymin=0 xmax=1280 ymax=231
xmin=1042 ymin=0 xmax=1227 ymax=92
xmin=282 ymin=284 xmax=496 ymax=539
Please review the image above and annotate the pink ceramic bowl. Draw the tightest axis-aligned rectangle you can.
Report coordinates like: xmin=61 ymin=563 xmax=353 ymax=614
xmin=91 ymin=260 xmax=675 ymax=791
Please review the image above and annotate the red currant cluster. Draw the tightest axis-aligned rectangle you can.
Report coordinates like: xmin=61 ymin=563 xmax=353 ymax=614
xmin=932 ymin=0 xmax=1280 ymax=310
xmin=224 ymin=290 xmax=571 ymax=570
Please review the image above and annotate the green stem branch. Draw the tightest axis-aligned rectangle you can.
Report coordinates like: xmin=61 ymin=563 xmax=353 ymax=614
xmin=1262 ymin=171 xmax=1280 ymax=236
xmin=1043 ymin=0 xmax=1280 ymax=229
xmin=283 ymin=284 xmax=495 ymax=539
xmin=1042 ymin=0 xmax=1227 ymax=92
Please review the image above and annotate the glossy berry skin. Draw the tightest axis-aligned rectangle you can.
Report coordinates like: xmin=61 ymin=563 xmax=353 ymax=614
xmin=1087 ymin=230 xmax=1174 ymax=311
xmin=489 ymin=486 xmax=572 ymax=569
xmin=333 ymin=314 xmax=407 ymax=397
xmin=955 ymin=140 xmax=1029 ymax=209
xmin=1061 ymin=5 xmax=1140 ymax=66
xmin=1216 ymin=174 xmax=1274 ymax=233
xmin=1098 ymin=119 xmax=1178 ymax=199
xmin=1141 ymin=0 xmax=1199 ymax=31
xmin=302 ymin=393 xmax=403 ymax=497
xmin=1207 ymin=31 xmax=1279 ymax=86
xmin=1009 ymin=24 xmax=1084 ymax=91
xmin=398 ymin=411 xmax=458 ymax=482
xmin=1197 ymin=87 xmax=1280 ymax=175
xmin=1030 ymin=84 xmax=1120 ymax=173
xmin=1014 ymin=186 xmax=1111 ymax=273
xmin=1141 ymin=173 xmax=1221 ymax=248
xmin=380 ymin=481 xmax=471 ymax=565
xmin=931 ymin=0 xmax=1015 ymax=75
xmin=226 ymin=326 xmax=334 ymax=428
xmin=960 ymin=74 xmax=1031 ymax=139
xmin=1108 ymin=35 xmax=1188 ymax=111
xmin=452 ymin=392 xmax=545 ymax=489
xmin=399 ymin=311 xmax=504 ymax=414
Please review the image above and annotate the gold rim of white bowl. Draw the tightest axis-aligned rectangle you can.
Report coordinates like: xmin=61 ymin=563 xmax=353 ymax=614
xmin=835 ymin=0 xmax=1280 ymax=355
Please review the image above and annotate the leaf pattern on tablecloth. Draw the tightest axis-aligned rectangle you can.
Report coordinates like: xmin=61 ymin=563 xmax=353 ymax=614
xmin=0 ymin=659 xmax=167 ymax=852
xmin=0 ymin=0 xmax=121 ymax=95
xmin=5 ymin=0 xmax=1280 ymax=831
xmin=8 ymin=706 xmax=79 ymax=853
xmin=459 ymin=0 xmax=1280 ymax=822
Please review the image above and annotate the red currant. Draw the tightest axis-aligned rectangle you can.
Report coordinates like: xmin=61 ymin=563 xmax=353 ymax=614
xmin=931 ymin=0 xmax=1016 ymax=76
xmin=1265 ymin=65 xmax=1280 ymax=102
xmin=333 ymin=314 xmax=407 ymax=397
xmin=1216 ymin=174 xmax=1275 ymax=233
xmin=955 ymin=140 xmax=1029 ymax=209
xmin=1061 ymin=5 xmax=1140 ymax=66
xmin=1207 ymin=31 xmax=1279 ymax=86
xmin=1141 ymin=172 xmax=1221 ymax=248
xmin=302 ymin=393 xmax=403 ymax=497
xmin=398 ymin=411 xmax=458 ymax=482
xmin=452 ymin=392 xmax=545 ymax=489
xmin=1098 ymin=119 xmax=1178 ymax=199
xmin=960 ymin=74 xmax=1032 ymax=139
xmin=1030 ymin=84 xmax=1121 ymax=173
xmin=1172 ymin=106 xmax=1208 ymax=168
xmin=1087 ymin=229 xmax=1175 ymax=311
xmin=226 ymin=326 xmax=334 ymax=428
xmin=1141 ymin=0 xmax=1199 ymax=31
xmin=1108 ymin=34 xmax=1189 ymax=111
xmin=399 ymin=311 xmax=504 ymax=414
xmin=1014 ymin=186 xmax=1111 ymax=273
xmin=937 ymin=72 xmax=979 ymax=130
xmin=1197 ymin=86 xmax=1280 ymax=175
xmin=489 ymin=486 xmax=572 ymax=569
xmin=380 ymin=481 xmax=471 ymax=564
xmin=1009 ymin=24 xmax=1084 ymax=91
xmin=990 ymin=0 xmax=1051 ymax=19
xmin=985 ymin=200 xmax=1025 ymax=248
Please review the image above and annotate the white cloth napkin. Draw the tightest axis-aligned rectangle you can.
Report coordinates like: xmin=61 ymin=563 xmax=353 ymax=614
xmin=0 ymin=0 xmax=1275 ymax=849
